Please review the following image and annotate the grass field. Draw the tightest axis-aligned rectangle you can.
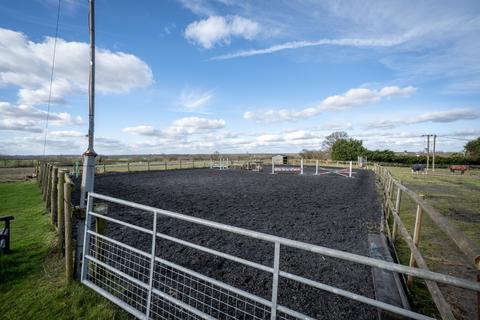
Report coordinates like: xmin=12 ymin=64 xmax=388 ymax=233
xmin=0 ymin=181 xmax=129 ymax=320
xmin=388 ymin=166 xmax=480 ymax=246
xmin=386 ymin=166 xmax=479 ymax=319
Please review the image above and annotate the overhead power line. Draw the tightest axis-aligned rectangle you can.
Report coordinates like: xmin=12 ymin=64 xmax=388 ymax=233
xmin=437 ymin=136 xmax=471 ymax=142
xmin=42 ymin=0 xmax=62 ymax=157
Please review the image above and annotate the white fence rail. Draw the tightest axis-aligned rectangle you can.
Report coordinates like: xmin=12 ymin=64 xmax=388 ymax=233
xmin=81 ymin=193 xmax=480 ymax=320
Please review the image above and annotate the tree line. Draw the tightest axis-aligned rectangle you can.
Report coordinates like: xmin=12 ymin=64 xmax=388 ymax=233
xmin=300 ymin=132 xmax=480 ymax=165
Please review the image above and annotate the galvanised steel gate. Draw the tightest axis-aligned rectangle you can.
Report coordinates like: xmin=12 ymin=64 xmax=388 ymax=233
xmin=81 ymin=193 xmax=480 ymax=320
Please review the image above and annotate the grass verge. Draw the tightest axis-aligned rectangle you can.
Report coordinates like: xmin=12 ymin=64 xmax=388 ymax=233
xmin=0 ymin=181 xmax=130 ymax=320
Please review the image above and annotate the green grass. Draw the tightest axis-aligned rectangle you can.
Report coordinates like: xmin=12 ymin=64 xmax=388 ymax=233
xmin=385 ymin=167 xmax=480 ymax=319
xmin=0 ymin=181 xmax=130 ymax=320
xmin=387 ymin=166 xmax=480 ymax=247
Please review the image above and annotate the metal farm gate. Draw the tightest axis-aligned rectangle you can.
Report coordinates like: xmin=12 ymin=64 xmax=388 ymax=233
xmin=81 ymin=193 xmax=480 ymax=320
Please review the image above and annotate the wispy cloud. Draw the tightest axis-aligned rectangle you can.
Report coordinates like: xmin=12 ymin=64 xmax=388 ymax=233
xmin=123 ymin=117 xmax=226 ymax=139
xmin=211 ymin=35 xmax=409 ymax=60
xmin=177 ymin=88 xmax=214 ymax=111
xmin=366 ymin=108 xmax=480 ymax=129
xmin=122 ymin=125 xmax=161 ymax=136
xmin=244 ymin=86 xmax=416 ymax=123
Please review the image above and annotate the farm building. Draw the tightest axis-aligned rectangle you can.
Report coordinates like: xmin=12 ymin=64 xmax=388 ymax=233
xmin=272 ymin=154 xmax=288 ymax=165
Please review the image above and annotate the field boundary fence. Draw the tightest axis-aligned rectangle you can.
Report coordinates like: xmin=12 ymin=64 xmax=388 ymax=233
xmin=81 ymin=192 xmax=480 ymax=320
xmin=94 ymin=159 xmax=212 ymax=174
xmin=37 ymin=161 xmax=76 ymax=283
xmin=373 ymin=164 xmax=480 ymax=319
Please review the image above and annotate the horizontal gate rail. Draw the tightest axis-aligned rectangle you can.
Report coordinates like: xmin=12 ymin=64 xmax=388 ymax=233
xmin=82 ymin=192 xmax=480 ymax=320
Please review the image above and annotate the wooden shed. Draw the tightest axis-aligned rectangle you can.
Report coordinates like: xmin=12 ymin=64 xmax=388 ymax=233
xmin=272 ymin=155 xmax=288 ymax=165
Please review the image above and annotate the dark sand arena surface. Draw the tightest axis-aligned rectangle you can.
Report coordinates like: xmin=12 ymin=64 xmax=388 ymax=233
xmin=92 ymin=168 xmax=382 ymax=319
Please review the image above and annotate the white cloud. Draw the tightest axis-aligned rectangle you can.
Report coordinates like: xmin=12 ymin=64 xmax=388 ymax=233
xmin=166 ymin=117 xmax=226 ymax=135
xmin=48 ymin=130 xmax=84 ymax=138
xmin=320 ymin=122 xmax=353 ymax=131
xmin=366 ymin=108 xmax=480 ymax=129
xmin=378 ymin=86 xmax=417 ymax=97
xmin=177 ymin=0 xmax=216 ymax=16
xmin=0 ymin=102 xmax=83 ymax=126
xmin=0 ymin=28 xmax=153 ymax=106
xmin=185 ymin=15 xmax=260 ymax=49
xmin=123 ymin=117 xmax=226 ymax=141
xmin=122 ymin=125 xmax=161 ymax=136
xmin=177 ymin=88 xmax=214 ymax=110
xmin=0 ymin=119 xmax=43 ymax=133
xmin=283 ymin=130 xmax=315 ymax=141
xmin=211 ymin=35 xmax=410 ymax=60
xmin=244 ymin=86 xmax=416 ymax=123
xmin=416 ymin=108 xmax=479 ymax=123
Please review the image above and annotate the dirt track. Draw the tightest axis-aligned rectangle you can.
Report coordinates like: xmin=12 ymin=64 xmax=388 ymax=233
xmin=93 ymin=168 xmax=382 ymax=319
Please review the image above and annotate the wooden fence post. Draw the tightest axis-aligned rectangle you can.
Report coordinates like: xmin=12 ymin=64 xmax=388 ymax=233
xmin=103 ymin=163 xmax=106 ymax=173
xmin=192 ymin=159 xmax=195 ymax=168
xmin=391 ymin=187 xmax=402 ymax=242
xmin=64 ymin=181 xmax=73 ymax=283
xmin=45 ymin=165 xmax=52 ymax=205
xmin=41 ymin=163 xmax=47 ymax=197
xmin=127 ymin=162 xmax=130 ymax=172
xmin=384 ymin=175 xmax=391 ymax=214
xmin=43 ymin=163 xmax=48 ymax=192
xmin=408 ymin=202 xmax=424 ymax=288
xmin=147 ymin=161 xmax=150 ymax=171
xmin=57 ymin=170 xmax=66 ymax=250
xmin=38 ymin=162 xmax=42 ymax=183
xmin=51 ymin=167 xmax=58 ymax=226
xmin=179 ymin=159 xmax=182 ymax=169
xmin=164 ymin=160 xmax=167 ymax=170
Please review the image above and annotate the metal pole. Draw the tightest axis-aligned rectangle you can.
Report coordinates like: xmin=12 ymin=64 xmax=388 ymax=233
xmin=315 ymin=159 xmax=318 ymax=175
xmin=432 ymin=135 xmax=436 ymax=172
xmin=270 ymin=242 xmax=280 ymax=320
xmin=271 ymin=158 xmax=275 ymax=174
xmin=300 ymin=158 xmax=304 ymax=175
xmin=349 ymin=161 xmax=352 ymax=178
xmin=145 ymin=211 xmax=158 ymax=319
xmin=80 ymin=0 xmax=97 ymax=208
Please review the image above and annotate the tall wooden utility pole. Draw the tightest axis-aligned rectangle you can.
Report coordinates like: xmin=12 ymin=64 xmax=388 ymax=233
xmin=80 ymin=0 xmax=97 ymax=208
xmin=426 ymin=135 xmax=430 ymax=171
xmin=422 ymin=134 xmax=437 ymax=173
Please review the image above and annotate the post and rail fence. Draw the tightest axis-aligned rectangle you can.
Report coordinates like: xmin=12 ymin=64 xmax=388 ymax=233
xmin=37 ymin=161 xmax=76 ymax=283
xmin=373 ymin=164 xmax=480 ymax=320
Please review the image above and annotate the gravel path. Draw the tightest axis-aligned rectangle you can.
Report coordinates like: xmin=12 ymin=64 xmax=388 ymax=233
xmin=92 ymin=168 xmax=382 ymax=319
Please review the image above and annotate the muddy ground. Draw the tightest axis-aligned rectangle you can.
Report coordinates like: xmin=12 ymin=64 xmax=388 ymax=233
xmin=90 ymin=168 xmax=382 ymax=319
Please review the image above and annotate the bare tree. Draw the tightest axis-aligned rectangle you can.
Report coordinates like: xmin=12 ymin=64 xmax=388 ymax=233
xmin=322 ymin=131 xmax=349 ymax=151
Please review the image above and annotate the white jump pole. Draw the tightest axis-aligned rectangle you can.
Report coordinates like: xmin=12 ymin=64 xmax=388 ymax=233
xmin=349 ymin=161 xmax=352 ymax=178
xmin=301 ymin=158 xmax=304 ymax=175
xmin=226 ymin=157 xmax=229 ymax=169
xmin=271 ymin=158 xmax=275 ymax=174
xmin=315 ymin=159 xmax=319 ymax=175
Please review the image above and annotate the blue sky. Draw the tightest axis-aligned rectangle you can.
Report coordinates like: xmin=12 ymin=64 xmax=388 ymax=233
xmin=1 ymin=0 xmax=479 ymax=155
